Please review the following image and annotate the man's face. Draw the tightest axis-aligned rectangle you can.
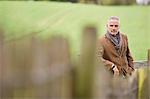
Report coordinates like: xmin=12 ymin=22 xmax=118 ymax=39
xmin=107 ymin=19 xmax=120 ymax=35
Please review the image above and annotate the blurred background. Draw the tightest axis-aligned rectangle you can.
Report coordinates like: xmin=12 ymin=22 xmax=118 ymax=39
xmin=0 ymin=0 xmax=150 ymax=99
xmin=0 ymin=0 xmax=150 ymax=60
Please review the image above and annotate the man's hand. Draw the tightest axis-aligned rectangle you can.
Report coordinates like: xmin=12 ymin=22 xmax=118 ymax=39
xmin=112 ymin=65 xmax=119 ymax=77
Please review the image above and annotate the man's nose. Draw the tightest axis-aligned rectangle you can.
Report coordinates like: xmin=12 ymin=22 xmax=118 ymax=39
xmin=112 ymin=26 xmax=116 ymax=29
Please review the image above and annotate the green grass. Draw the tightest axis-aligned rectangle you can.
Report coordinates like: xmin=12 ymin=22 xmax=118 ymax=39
xmin=0 ymin=1 xmax=150 ymax=60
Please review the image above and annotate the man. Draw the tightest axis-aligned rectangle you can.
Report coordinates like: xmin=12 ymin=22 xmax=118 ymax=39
xmin=96 ymin=16 xmax=134 ymax=77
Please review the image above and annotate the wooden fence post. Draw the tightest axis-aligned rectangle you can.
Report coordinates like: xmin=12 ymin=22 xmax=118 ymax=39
xmin=30 ymin=37 xmax=72 ymax=99
xmin=138 ymin=49 xmax=150 ymax=99
xmin=147 ymin=49 xmax=150 ymax=99
xmin=148 ymin=49 xmax=150 ymax=66
xmin=4 ymin=37 xmax=34 ymax=98
xmin=74 ymin=26 xmax=97 ymax=99
xmin=0 ymin=31 xmax=5 ymax=98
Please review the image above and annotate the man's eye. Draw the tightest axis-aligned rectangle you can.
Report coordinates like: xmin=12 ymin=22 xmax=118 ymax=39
xmin=115 ymin=25 xmax=118 ymax=27
xmin=110 ymin=25 xmax=113 ymax=27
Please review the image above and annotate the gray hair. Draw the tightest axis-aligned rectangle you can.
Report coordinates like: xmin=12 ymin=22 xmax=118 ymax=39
xmin=107 ymin=16 xmax=120 ymax=24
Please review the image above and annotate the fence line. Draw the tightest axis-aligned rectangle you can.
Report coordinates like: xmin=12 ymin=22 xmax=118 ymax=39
xmin=0 ymin=26 xmax=149 ymax=99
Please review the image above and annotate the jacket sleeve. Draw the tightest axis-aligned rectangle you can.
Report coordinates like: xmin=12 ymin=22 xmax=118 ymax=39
xmin=126 ymin=36 xmax=134 ymax=71
xmin=96 ymin=41 xmax=114 ymax=70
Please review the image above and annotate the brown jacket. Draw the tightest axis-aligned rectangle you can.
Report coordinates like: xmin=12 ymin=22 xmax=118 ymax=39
xmin=96 ymin=33 xmax=134 ymax=76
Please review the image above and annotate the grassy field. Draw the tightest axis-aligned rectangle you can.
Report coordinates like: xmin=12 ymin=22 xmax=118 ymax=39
xmin=0 ymin=1 xmax=150 ymax=60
